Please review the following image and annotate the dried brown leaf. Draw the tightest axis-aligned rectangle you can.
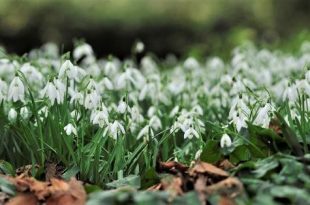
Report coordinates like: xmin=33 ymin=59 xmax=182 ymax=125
xmin=217 ymin=160 xmax=235 ymax=171
xmin=6 ymin=193 xmax=37 ymax=205
xmin=158 ymin=161 xmax=188 ymax=173
xmin=46 ymin=178 xmax=86 ymax=205
xmin=206 ymin=177 xmax=243 ymax=197
xmin=219 ymin=196 xmax=236 ymax=205
xmin=189 ymin=161 xmax=229 ymax=178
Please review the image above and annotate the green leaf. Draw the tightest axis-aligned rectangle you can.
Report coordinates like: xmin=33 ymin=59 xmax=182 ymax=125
xmin=230 ymin=145 xmax=251 ymax=164
xmin=0 ymin=160 xmax=15 ymax=176
xmin=0 ymin=176 xmax=16 ymax=195
xmin=201 ymin=140 xmax=221 ymax=163
xmin=252 ymin=157 xmax=279 ymax=178
xmin=106 ymin=175 xmax=141 ymax=189
xmin=62 ymin=166 xmax=80 ymax=180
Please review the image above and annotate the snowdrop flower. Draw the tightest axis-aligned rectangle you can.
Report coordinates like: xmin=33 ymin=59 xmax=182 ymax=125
xmin=282 ymin=83 xmax=298 ymax=102
xmin=84 ymin=90 xmax=100 ymax=110
xmin=109 ymin=120 xmax=125 ymax=140
xmin=8 ymin=108 xmax=17 ymax=123
xmin=41 ymin=80 xmax=57 ymax=105
xmin=59 ymin=60 xmax=77 ymax=80
xmin=20 ymin=63 xmax=44 ymax=86
xmin=169 ymin=106 xmax=180 ymax=118
xmin=149 ymin=115 xmax=162 ymax=131
xmin=64 ymin=123 xmax=77 ymax=136
xmin=137 ymin=125 xmax=154 ymax=140
xmin=134 ymin=41 xmax=145 ymax=53
xmin=220 ymin=134 xmax=232 ymax=148
xmin=184 ymin=57 xmax=199 ymax=70
xmin=20 ymin=106 xmax=31 ymax=120
xmin=70 ymin=110 xmax=81 ymax=120
xmin=117 ymin=98 xmax=127 ymax=114
xmin=253 ymin=103 xmax=273 ymax=128
xmin=8 ymin=75 xmax=25 ymax=102
xmin=92 ymin=109 xmax=109 ymax=128
xmin=231 ymin=112 xmax=247 ymax=132
xmin=73 ymin=43 xmax=94 ymax=60
xmin=0 ymin=79 xmax=8 ymax=102
xmin=184 ymin=125 xmax=199 ymax=139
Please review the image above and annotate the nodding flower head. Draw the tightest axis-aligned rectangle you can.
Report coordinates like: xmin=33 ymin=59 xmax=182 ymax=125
xmin=8 ymin=76 xmax=25 ymax=102
xmin=220 ymin=134 xmax=232 ymax=148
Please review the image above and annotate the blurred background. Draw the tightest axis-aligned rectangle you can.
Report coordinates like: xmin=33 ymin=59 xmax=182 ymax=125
xmin=0 ymin=0 xmax=309 ymax=59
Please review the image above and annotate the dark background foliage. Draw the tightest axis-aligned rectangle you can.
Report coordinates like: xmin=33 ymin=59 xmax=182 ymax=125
xmin=0 ymin=0 xmax=309 ymax=59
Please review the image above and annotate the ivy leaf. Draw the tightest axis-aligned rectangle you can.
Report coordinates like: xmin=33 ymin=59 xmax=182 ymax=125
xmin=201 ymin=140 xmax=221 ymax=163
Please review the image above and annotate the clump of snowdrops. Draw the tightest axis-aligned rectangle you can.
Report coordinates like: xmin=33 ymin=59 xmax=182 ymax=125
xmin=0 ymin=41 xmax=310 ymax=185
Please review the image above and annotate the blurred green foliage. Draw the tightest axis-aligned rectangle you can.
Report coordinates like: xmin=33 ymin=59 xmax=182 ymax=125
xmin=0 ymin=0 xmax=309 ymax=58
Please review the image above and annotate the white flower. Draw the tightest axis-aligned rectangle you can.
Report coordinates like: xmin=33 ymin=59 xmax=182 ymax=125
xmin=117 ymin=98 xmax=127 ymax=114
xmin=41 ymin=81 xmax=57 ymax=105
xmin=109 ymin=120 xmax=125 ymax=140
xmin=220 ymin=134 xmax=232 ymax=148
xmin=169 ymin=106 xmax=180 ymax=118
xmin=282 ymin=83 xmax=298 ymax=102
xmin=92 ymin=109 xmax=109 ymax=128
xmin=137 ymin=125 xmax=154 ymax=140
xmin=20 ymin=106 xmax=31 ymax=120
xmin=184 ymin=57 xmax=199 ymax=70
xmin=253 ymin=103 xmax=272 ymax=128
xmin=184 ymin=126 xmax=199 ymax=139
xmin=73 ymin=43 xmax=94 ymax=60
xmin=84 ymin=90 xmax=100 ymax=110
xmin=8 ymin=76 xmax=25 ymax=102
xmin=59 ymin=60 xmax=77 ymax=80
xmin=135 ymin=41 xmax=145 ymax=53
xmin=0 ymin=79 xmax=8 ymax=103
xmin=64 ymin=123 xmax=77 ymax=136
xmin=231 ymin=112 xmax=247 ymax=132
xmin=8 ymin=108 xmax=17 ymax=123
xmin=149 ymin=115 xmax=162 ymax=131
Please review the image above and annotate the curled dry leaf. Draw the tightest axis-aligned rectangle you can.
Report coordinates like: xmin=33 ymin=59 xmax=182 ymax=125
xmin=206 ymin=177 xmax=243 ymax=198
xmin=15 ymin=165 xmax=40 ymax=178
xmin=189 ymin=161 xmax=229 ymax=178
xmin=6 ymin=193 xmax=38 ymax=205
xmin=46 ymin=178 xmax=86 ymax=205
xmin=158 ymin=161 xmax=188 ymax=173
xmin=217 ymin=160 xmax=235 ymax=171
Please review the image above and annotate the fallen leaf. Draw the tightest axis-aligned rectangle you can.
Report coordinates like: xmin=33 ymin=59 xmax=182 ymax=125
xmin=46 ymin=178 xmax=86 ymax=205
xmin=158 ymin=161 xmax=188 ymax=173
xmin=6 ymin=193 xmax=37 ymax=205
xmin=217 ymin=160 xmax=235 ymax=171
xmin=194 ymin=175 xmax=207 ymax=205
xmin=206 ymin=177 xmax=243 ymax=197
xmin=189 ymin=161 xmax=229 ymax=178
xmin=219 ymin=196 xmax=236 ymax=205
xmin=161 ymin=176 xmax=183 ymax=199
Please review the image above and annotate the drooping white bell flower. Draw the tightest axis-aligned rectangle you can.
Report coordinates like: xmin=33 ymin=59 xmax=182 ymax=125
xmin=73 ymin=43 xmax=94 ymax=60
xmin=109 ymin=120 xmax=125 ymax=140
xmin=137 ymin=125 xmax=154 ymax=140
xmin=8 ymin=76 xmax=25 ymax=102
xmin=92 ymin=109 xmax=109 ymax=128
xmin=41 ymin=80 xmax=57 ymax=105
xmin=8 ymin=108 xmax=18 ymax=123
xmin=20 ymin=106 xmax=31 ymax=120
xmin=282 ymin=83 xmax=298 ymax=103
xmin=184 ymin=125 xmax=199 ymax=139
xmin=149 ymin=115 xmax=162 ymax=131
xmin=220 ymin=134 xmax=232 ymax=148
xmin=184 ymin=57 xmax=199 ymax=70
xmin=58 ymin=60 xmax=77 ymax=80
xmin=0 ymin=79 xmax=8 ymax=103
xmin=253 ymin=103 xmax=273 ymax=128
xmin=231 ymin=111 xmax=247 ymax=132
xmin=117 ymin=98 xmax=127 ymax=114
xmin=84 ymin=90 xmax=100 ymax=110
xmin=64 ymin=123 xmax=77 ymax=136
